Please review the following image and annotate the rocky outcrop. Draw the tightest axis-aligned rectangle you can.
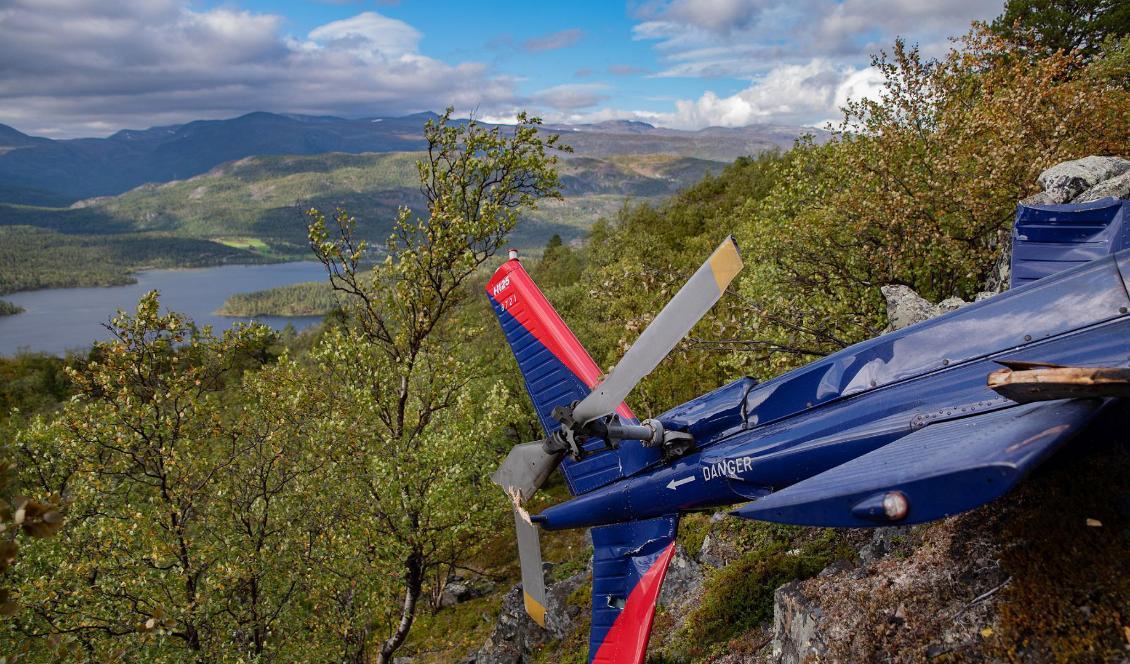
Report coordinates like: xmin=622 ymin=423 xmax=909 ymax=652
xmin=1076 ymin=169 xmax=1130 ymax=203
xmin=772 ymin=581 xmax=825 ymax=662
xmin=880 ymin=285 xmax=986 ymax=333
xmin=658 ymin=545 xmax=705 ymax=609
xmin=439 ymin=575 xmax=495 ymax=608
xmin=468 ymin=566 xmax=589 ymax=664
xmin=471 ymin=544 xmax=704 ymax=663
xmin=1036 ymin=155 xmax=1130 ymax=203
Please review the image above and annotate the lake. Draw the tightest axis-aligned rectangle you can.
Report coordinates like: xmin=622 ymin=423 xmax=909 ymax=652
xmin=0 ymin=262 xmax=329 ymax=356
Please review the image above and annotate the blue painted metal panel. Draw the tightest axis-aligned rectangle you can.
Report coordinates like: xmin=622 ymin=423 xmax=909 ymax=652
xmin=655 ymin=377 xmax=757 ymax=446
xmin=738 ymin=254 xmax=1128 ymax=430
xmin=589 ymin=515 xmax=677 ymax=662
xmin=1011 ymin=198 xmax=1127 ymax=287
xmin=490 ymin=296 xmax=624 ymax=494
xmin=732 ymin=398 xmax=1106 ymax=526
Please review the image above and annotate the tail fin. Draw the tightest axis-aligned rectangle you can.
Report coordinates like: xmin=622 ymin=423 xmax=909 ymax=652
xmin=485 ymin=255 xmax=661 ymax=495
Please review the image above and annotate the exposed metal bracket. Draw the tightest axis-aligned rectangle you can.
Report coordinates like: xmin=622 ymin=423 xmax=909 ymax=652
xmin=548 ymin=403 xmax=695 ymax=460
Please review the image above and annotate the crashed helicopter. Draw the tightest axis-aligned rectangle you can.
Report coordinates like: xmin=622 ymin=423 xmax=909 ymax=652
xmin=486 ymin=196 xmax=1130 ymax=663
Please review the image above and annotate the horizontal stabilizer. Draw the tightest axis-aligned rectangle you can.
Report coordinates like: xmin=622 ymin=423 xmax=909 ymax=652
xmin=735 ymin=399 xmax=1105 ymax=527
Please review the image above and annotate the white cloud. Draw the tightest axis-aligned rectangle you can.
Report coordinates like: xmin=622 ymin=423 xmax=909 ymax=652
xmin=633 ymin=0 xmax=997 ymax=79
xmin=532 ymin=83 xmax=610 ymax=110
xmin=0 ymin=1 xmax=517 ymax=137
xmin=579 ymin=60 xmax=882 ymax=130
xmin=305 ymin=12 xmax=421 ymax=61
xmin=666 ymin=59 xmax=843 ymax=127
xmin=661 ymin=0 xmax=767 ymax=34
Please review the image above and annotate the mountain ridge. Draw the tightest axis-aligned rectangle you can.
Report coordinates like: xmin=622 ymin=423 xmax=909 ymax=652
xmin=0 ymin=111 xmax=827 ymax=205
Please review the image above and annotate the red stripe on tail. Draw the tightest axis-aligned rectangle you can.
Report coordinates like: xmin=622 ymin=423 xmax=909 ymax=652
xmin=591 ymin=541 xmax=677 ymax=664
xmin=487 ymin=259 xmax=634 ymax=420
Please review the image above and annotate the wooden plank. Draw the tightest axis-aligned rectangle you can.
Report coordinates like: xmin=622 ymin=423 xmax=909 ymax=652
xmin=988 ymin=366 xmax=1130 ymax=403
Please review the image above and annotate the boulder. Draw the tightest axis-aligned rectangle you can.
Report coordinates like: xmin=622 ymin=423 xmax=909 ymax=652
xmin=698 ymin=532 xmax=725 ymax=568
xmin=772 ymin=581 xmax=826 ymax=663
xmin=982 ymin=235 xmax=1012 ymax=295
xmin=1019 ymin=190 xmax=1057 ymax=206
xmin=1036 ymin=156 xmax=1130 ymax=203
xmin=657 ymin=545 xmax=704 ymax=609
xmin=470 ymin=585 xmax=544 ymax=664
xmin=440 ymin=576 xmax=495 ymax=608
xmin=1074 ymin=169 xmax=1130 ymax=203
xmin=880 ymin=285 xmax=970 ymax=333
xmin=469 ymin=568 xmax=588 ymax=663
xmin=543 ymin=570 xmax=588 ymax=640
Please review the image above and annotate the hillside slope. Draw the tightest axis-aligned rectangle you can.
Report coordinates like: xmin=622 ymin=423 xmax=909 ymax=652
xmin=0 ymin=112 xmax=823 ymax=205
xmin=0 ymin=150 xmax=725 ymax=294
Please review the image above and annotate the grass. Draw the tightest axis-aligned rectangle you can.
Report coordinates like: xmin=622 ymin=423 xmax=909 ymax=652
xmin=215 ymin=236 xmax=270 ymax=252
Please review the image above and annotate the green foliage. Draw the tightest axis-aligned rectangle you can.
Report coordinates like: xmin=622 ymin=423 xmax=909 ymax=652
xmin=0 ymin=353 xmax=72 ymax=423
xmin=3 ymin=293 xmax=332 ymax=661
xmin=0 ymin=459 xmax=65 ymax=619
xmin=0 ymin=225 xmax=262 ymax=295
xmin=522 ymin=153 xmax=786 ymax=419
xmin=0 ymin=300 xmax=22 ymax=316
xmin=988 ymin=0 xmax=1130 ymax=58
xmin=672 ymin=524 xmax=851 ymax=658
xmin=726 ymin=28 xmax=1130 ymax=378
xmin=305 ymin=107 xmax=568 ymax=663
xmin=217 ymin=279 xmax=341 ymax=316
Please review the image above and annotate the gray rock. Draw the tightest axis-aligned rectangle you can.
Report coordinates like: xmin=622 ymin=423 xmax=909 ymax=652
xmin=772 ymin=581 xmax=825 ymax=663
xmin=881 ymin=285 xmax=940 ymax=332
xmin=698 ymin=533 xmax=724 ymax=568
xmin=936 ymin=297 xmax=966 ymax=314
xmin=1037 ymin=155 xmax=1130 ymax=203
xmin=543 ymin=570 xmax=588 ymax=640
xmin=440 ymin=577 xmax=495 ymax=608
xmin=470 ymin=568 xmax=588 ymax=663
xmin=658 ymin=545 xmax=704 ymax=608
xmin=1020 ymin=190 xmax=1058 ymax=206
xmin=858 ymin=526 xmax=912 ymax=567
xmin=983 ymin=238 xmax=1012 ymax=295
xmin=471 ymin=585 xmax=546 ymax=664
xmin=1075 ymin=169 xmax=1130 ymax=203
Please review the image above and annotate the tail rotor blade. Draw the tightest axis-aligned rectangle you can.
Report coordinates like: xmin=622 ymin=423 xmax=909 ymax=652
xmin=513 ymin=506 xmax=547 ymax=627
xmin=492 ymin=443 xmax=553 ymax=626
xmin=573 ymin=236 xmax=743 ymax=424
xmin=490 ymin=441 xmax=562 ymax=504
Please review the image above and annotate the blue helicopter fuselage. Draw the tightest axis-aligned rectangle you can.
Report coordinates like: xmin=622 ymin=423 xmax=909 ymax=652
xmin=532 ymin=249 xmax=1130 ymax=531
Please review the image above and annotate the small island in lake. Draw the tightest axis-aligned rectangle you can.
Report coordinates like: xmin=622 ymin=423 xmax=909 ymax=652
xmin=0 ymin=299 xmax=24 ymax=316
xmin=217 ymin=280 xmax=340 ymax=317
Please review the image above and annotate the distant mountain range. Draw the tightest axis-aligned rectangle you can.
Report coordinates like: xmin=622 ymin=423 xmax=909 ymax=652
xmin=0 ymin=112 xmax=827 ymax=206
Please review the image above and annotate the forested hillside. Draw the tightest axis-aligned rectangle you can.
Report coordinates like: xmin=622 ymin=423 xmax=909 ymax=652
xmin=0 ymin=149 xmax=723 ymax=296
xmin=1 ymin=5 xmax=1128 ymax=662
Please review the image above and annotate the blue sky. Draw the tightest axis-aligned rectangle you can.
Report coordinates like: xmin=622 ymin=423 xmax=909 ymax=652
xmin=0 ymin=0 xmax=1000 ymax=138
